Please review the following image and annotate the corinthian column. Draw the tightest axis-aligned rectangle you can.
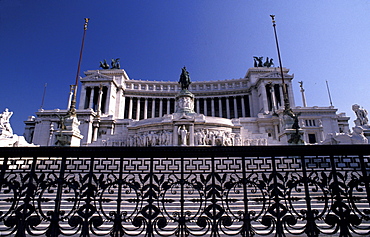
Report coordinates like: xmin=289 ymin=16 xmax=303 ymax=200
xmin=128 ymin=97 xmax=133 ymax=119
xmin=136 ymin=97 xmax=141 ymax=120
xmin=218 ymin=97 xmax=222 ymax=117
xmin=204 ymin=98 xmax=207 ymax=116
xmin=241 ymin=96 xmax=246 ymax=117
xmin=159 ymin=98 xmax=163 ymax=117
xmin=151 ymin=98 xmax=156 ymax=118
xmin=211 ymin=98 xmax=215 ymax=117
xmin=226 ymin=97 xmax=230 ymax=119
xmin=144 ymin=98 xmax=148 ymax=119
xmin=233 ymin=96 xmax=238 ymax=118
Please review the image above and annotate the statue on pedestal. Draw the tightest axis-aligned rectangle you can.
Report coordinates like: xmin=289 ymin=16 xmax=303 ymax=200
xmin=178 ymin=67 xmax=191 ymax=90
xmin=178 ymin=125 xmax=188 ymax=146
xmin=0 ymin=108 xmax=13 ymax=136
xmin=352 ymin=104 xmax=368 ymax=126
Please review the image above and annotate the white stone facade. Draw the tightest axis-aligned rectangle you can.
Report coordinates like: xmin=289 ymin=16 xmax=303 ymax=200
xmin=24 ymin=66 xmax=350 ymax=146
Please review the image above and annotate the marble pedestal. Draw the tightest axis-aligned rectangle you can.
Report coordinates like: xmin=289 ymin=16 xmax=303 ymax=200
xmin=54 ymin=116 xmax=83 ymax=146
xmin=279 ymin=129 xmax=305 ymax=145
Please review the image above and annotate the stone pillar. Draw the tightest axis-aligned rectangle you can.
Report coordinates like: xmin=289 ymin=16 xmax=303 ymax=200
xmin=301 ymin=85 xmax=307 ymax=107
xmin=279 ymin=85 xmax=284 ymax=109
xmin=117 ymin=90 xmax=125 ymax=118
xmin=270 ymin=85 xmax=277 ymax=111
xmin=96 ymin=85 xmax=103 ymax=116
xmin=196 ymin=99 xmax=200 ymax=114
xmin=151 ymin=98 xmax=156 ymax=118
xmin=287 ymin=83 xmax=296 ymax=107
xmin=136 ymin=97 xmax=141 ymax=120
xmin=159 ymin=98 xmax=163 ymax=117
xmin=249 ymin=92 xmax=255 ymax=117
xmin=173 ymin=125 xmax=178 ymax=145
xmin=167 ymin=99 xmax=170 ymax=115
xmin=218 ymin=97 xmax=222 ymax=117
xmin=226 ymin=97 xmax=230 ymax=119
xmin=233 ymin=96 xmax=238 ymax=118
xmin=128 ymin=97 xmax=133 ymax=119
xmin=241 ymin=96 xmax=246 ymax=117
xmin=92 ymin=124 xmax=99 ymax=142
xmin=204 ymin=98 xmax=207 ymax=116
xmin=89 ymin=87 xmax=94 ymax=109
xmin=274 ymin=124 xmax=279 ymax=138
xmin=67 ymin=85 xmax=73 ymax=110
xmin=144 ymin=98 xmax=148 ymax=119
xmin=261 ymin=83 xmax=269 ymax=113
xmin=79 ymin=86 xmax=87 ymax=110
xmin=189 ymin=124 xmax=194 ymax=146
xmin=211 ymin=98 xmax=215 ymax=117
xmin=105 ymin=84 xmax=113 ymax=114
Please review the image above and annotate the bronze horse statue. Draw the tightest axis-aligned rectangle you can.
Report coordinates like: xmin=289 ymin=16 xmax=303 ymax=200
xmin=178 ymin=66 xmax=191 ymax=90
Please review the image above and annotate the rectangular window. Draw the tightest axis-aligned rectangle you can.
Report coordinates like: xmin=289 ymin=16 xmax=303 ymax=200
xmin=308 ymin=134 xmax=317 ymax=144
xmin=305 ymin=119 xmax=316 ymax=127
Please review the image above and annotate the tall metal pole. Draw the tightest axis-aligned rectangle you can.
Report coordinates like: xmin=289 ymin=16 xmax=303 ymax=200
xmin=326 ymin=80 xmax=333 ymax=107
xmin=270 ymin=15 xmax=302 ymax=144
xmin=270 ymin=15 xmax=290 ymax=111
xmin=40 ymin=83 xmax=47 ymax=110
xmin=68 ymin=18 xmax=89 ymax=116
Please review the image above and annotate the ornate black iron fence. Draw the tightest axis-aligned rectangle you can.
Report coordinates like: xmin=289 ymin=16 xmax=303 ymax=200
xmin=0 ymin=145 xmax=369 ymax=236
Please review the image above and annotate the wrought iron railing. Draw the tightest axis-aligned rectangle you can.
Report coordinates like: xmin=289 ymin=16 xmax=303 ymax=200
xmin=0 ymin=145 xmax=369 ymax=236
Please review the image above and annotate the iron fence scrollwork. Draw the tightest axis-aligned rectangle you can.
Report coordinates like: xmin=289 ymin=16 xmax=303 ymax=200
xmin=0 ymin=146 xmax=369 ymax=236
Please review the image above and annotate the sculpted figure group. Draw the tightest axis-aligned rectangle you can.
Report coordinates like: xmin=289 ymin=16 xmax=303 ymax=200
xmin=194 ymin=129 xmax=248 ymax=146
xmin=253 ymin=56 xmax=274 ymax=68
xmin=176 ymin=97 xmax=194 ymax=112
xmin=126 ymin=127 xmax=269 ymax=147
xmin=0 ymin=108 xmax=13 ymax=136
xmin=99 ymin=58 xmax=120 ymax=70
xmin=127 ymin=130 xmax=173 ymax=147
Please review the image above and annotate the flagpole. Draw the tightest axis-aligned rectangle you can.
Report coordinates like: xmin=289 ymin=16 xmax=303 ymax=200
xmin=270 ymin=15 xmax=303 ymax=145
xmin=40 ymin=83 xmax=47 ymax=110
xmin=326 ymin=80 xmax=333 ymax=106
xmin=270 ymin=15 xmax=290 ymax=112
xmin=68 ymin=18 xmax=89 ymax=116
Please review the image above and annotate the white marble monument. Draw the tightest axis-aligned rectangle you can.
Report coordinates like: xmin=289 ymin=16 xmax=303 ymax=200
xmin=0 ymin=109 xmax=37 ymax=147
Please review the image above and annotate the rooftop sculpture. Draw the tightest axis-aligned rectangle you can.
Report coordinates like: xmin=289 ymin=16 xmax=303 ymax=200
xmin=99 ymin=58 xmax=120 ymax=69
xmin=253 ymin=56 xmax=274 ymax=68
xmin=352 ymin=104 xmax=368 ymax=126
xmin=178 ymin=66 xmax=191 ymax=90
xmin=0 ymin=108 xmax=13 ymax=137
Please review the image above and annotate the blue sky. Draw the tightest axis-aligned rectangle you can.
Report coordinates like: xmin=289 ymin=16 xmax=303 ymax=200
xmin=1 ymin=0 xmax=370 ymax=134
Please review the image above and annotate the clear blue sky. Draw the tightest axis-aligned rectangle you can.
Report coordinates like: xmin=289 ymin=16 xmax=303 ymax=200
xmin=1 ymin=0 xmax=370 ymax=134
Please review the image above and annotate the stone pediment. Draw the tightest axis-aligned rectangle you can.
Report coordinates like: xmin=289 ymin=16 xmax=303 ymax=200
xmin=80 ymin=72 xmax=112 ymax=82
xmin=260 ymin=71 xmax=293 ymax=79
